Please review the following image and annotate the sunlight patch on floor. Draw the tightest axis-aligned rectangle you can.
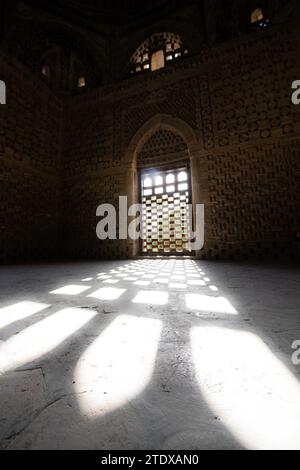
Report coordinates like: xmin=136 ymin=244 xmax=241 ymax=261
xmin=0 ymin=308 xmax=98 ymax=375
xmin=186 ymin=294 xmax=238 ymax=315
xmin=132 ymin=290 xmax=169 ymax=305
xmin=88 ymin=287 xmax=126 ymax=301
xmin=74 ymin=314 xmax=162 ymax=416
xmin=191 ymin=326 xmax=300 ymax=450
xmin=50 ymin=285 xmax=91 ymax=296
xmin=0 ymin=301 xmax=50 ymax=329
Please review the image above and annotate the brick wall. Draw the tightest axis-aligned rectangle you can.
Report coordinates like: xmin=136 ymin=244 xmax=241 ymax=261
xmin=1 ymin=26 xmax=299 ymax=263
xmin=64 ymin=29 xmax=300 ymax=261
xmin=0 ymin=56 xmax=64 ymax=263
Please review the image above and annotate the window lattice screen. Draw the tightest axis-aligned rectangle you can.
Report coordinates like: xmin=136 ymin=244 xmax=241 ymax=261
xmin=141 ymin=167 xmax=191 ymax=254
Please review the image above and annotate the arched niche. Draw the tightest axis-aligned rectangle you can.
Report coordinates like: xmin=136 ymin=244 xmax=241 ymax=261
xmin=123 ymin=114 xmax=203 ymax=258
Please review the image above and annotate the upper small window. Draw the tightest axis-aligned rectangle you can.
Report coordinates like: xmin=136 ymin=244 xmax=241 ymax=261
xmin=251 ymin=8 xmax=264 ymax=24
xmin=78 ymin=76 xmax=86 ymax=88
xmin=41 ymin=65 xmax=50 ymax=80
xmin=251 ymin=7 xmax=270 ymax=30
xmin=0 ymin=79 xmax=6 ymax=105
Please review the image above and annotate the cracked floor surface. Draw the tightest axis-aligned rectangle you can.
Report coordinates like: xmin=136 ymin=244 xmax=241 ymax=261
xmin=0 ymin=259 xmax=300 ymax=450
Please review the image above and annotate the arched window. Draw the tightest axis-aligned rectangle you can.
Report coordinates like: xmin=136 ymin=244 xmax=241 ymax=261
xmin=41 ymin=64 xmax=50 ymax=80
xmin=78 ymin=76 xmax=86 ymax=88
xmin=130 ymin=33 xmax=189 ymax=76
xmin=251 ymin=7 xmax=269 ymax=30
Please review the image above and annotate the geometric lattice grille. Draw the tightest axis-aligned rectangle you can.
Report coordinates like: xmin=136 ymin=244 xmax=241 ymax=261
xmin=141 ymin=166 xmax=191 ymax=254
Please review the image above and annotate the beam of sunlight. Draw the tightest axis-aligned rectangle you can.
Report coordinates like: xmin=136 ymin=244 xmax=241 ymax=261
xmin=191 ymin=327 xmax=300 ymax=450
xmin=103 ymin=279 xmax=120 ymax=285
xmin=50 ymin=285 xmax=91 ymax=296
xmin=0 ymin=308 xmax=98 ymax=375
xmin=81 ymin=278 xmax=93 ymax=282
xmin=88 ymin=287 xmax=126 ymax=301
xmin=74 ymin=315 xmax=162 ymax=417
xmin=0 ymin=301 xmax=50 ymax=329
xmin=186 ymin=294 xmax=238 ymax=315
xmin=132 ymin=291 xmax=168 ymax=305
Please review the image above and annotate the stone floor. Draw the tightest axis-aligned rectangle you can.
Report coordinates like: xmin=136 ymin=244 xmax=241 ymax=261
xmin=0 ymin=259 xmax=300 ymax=450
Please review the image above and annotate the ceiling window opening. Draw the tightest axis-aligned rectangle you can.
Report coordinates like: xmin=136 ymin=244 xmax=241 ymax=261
xmin=251 ymin=8 xmax=264 ymax=24
xmin=78 ymin=76 xmax=86 ymax=88
xmin=251 ymin=8 xmax=264 ymax=23
xmin=251 ymin=7 xmax=270 ymax=30
xmin=41 ymin=65 xmax=50 ymax=80
xmin=129 ymin=33 xmax=188 ymax=76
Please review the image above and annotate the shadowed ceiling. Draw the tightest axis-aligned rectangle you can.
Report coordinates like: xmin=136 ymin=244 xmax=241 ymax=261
xmin=23 ymin=0 xmax=180 ymax=22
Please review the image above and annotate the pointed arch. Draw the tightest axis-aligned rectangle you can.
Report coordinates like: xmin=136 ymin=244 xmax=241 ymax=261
xmin=124 ymin=114 xmax=198 ymax=168
xmin=124 ymin=114 xmax=199 ymax=258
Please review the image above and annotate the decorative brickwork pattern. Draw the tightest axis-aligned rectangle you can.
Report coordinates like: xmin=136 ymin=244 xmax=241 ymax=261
xmin=63 ymin=29 xmax=300 ymax=261
xmin=122 ymin=77 xmax=198 ymax=150
xmin=197 ymin=140 xmax=300 ymax=260
xmin=0 ymin=57 xmax=63 ymax=263
xmin=1 ymin=24 xmax=300 ymax=262
xmin=137 ymin=130 xmax=188 ymax=168
xmin=64 ymin=172 xmax=131 ymax=259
